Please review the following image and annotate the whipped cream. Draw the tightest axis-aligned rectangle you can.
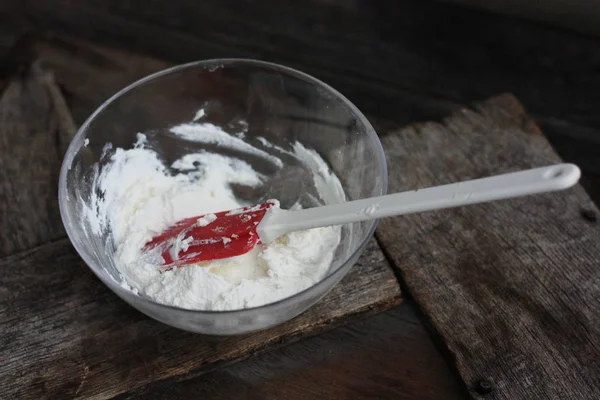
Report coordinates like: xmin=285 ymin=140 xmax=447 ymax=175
xmin=83 ymin=116 xmax=344 ymax=311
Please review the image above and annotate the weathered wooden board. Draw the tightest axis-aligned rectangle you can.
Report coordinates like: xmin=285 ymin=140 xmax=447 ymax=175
xmin=26 ymin=28 xmax=600 ymax=203
xmin=0 ymin=62 xmax=402 ymax=399
xmin=0 ymin=238 xmax=401 ymax=399
xmin=19 ymin=1 xmax=600 ymax=186
xmin=377 ymin=94 xmax=600 ymax=399
xmin=33 ymin=35 xmax=170 ymax=126
xmin=0 ymin=62 xmax=75 ymax=257
xmin=127 ymin=303 xmax=467 ymax=400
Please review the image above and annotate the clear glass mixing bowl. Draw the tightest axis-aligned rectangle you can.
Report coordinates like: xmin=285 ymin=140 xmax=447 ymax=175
xmin=59 ymin=59 xmax=387 ymax=335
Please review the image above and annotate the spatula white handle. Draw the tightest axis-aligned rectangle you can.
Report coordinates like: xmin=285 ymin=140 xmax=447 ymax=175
xmin=257 ymin=163 xmax=580 ymax=243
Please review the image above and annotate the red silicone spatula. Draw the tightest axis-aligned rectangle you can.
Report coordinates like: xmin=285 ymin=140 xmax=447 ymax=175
xmin=143 ymin=200 xmax=279 ymax=268
xmin=144 ymin=164 xmax=580 ymax=269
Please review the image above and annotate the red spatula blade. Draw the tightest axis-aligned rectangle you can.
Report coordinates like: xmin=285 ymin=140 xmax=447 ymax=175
xmin=143 ymin=200 xmax=278 ymax=269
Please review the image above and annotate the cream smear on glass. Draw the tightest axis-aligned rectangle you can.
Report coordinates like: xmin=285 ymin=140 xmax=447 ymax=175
xmin=83 ymin=111 xmax=345 ymax=311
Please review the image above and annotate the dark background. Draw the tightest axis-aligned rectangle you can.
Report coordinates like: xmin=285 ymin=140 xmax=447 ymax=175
xmin=444 ymin=0 xmax=600 ymax=36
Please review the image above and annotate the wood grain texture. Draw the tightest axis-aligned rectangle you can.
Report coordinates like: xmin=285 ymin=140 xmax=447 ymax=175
xmin=0 ymin=237 xmax=401 ymax=399
xmin=33 ymin=35 xmax=170 ymax=126
xmin=376 ymin=94 xmax=600 ymax=399
xmin=19 ymin=0 xmax=600 ymax=180
xmin=3 ymin=5 xmax=598 ymax=398
xmin=28 ymin=33 xmax=600 ymax=209
xmin=126 ymin=303 xmax=467 ymax=400
xmin=0 ymin=62 xmax=75 ymax=256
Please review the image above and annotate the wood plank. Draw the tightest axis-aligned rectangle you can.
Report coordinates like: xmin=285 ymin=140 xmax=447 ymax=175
xmin=21 ymin=1 xmax=600 ymax=164
xmin=376 ymin=94 xmax=600 ymax=399
xmin=27 ymin=7 xmax=600 ymax=200
xmin=33 ymin=35 xmax=170 ymax=126
xmin=126 ymin=303 xmax=468 ymax=400
xmin=31 ymin=34 xmax=455 ymax=141
xmin=32 ymin=33 xmax=600 ymax=209
xmin=0 ymin=237 xmax=401 ymax=399
xmin=0 ymin=62 xmax=75 ymax=257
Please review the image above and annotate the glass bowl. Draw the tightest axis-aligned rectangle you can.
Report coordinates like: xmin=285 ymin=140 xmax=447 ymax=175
xmin=58 ymin=59 xmax=387 ymax=335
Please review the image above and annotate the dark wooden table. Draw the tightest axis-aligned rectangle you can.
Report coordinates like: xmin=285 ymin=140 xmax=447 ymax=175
xmin=1 ymin=1 xmax=600 ymax=399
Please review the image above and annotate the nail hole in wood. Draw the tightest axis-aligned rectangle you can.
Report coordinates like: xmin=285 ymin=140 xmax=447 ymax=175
xmin=581 ymin=208 xmax=597 ymax=223
xmin=475 ymin=379 xmax=494 ymax=395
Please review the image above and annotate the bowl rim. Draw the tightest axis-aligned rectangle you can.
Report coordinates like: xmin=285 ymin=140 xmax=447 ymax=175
xmin=58 ymin=58 xmax=388 ymax=316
